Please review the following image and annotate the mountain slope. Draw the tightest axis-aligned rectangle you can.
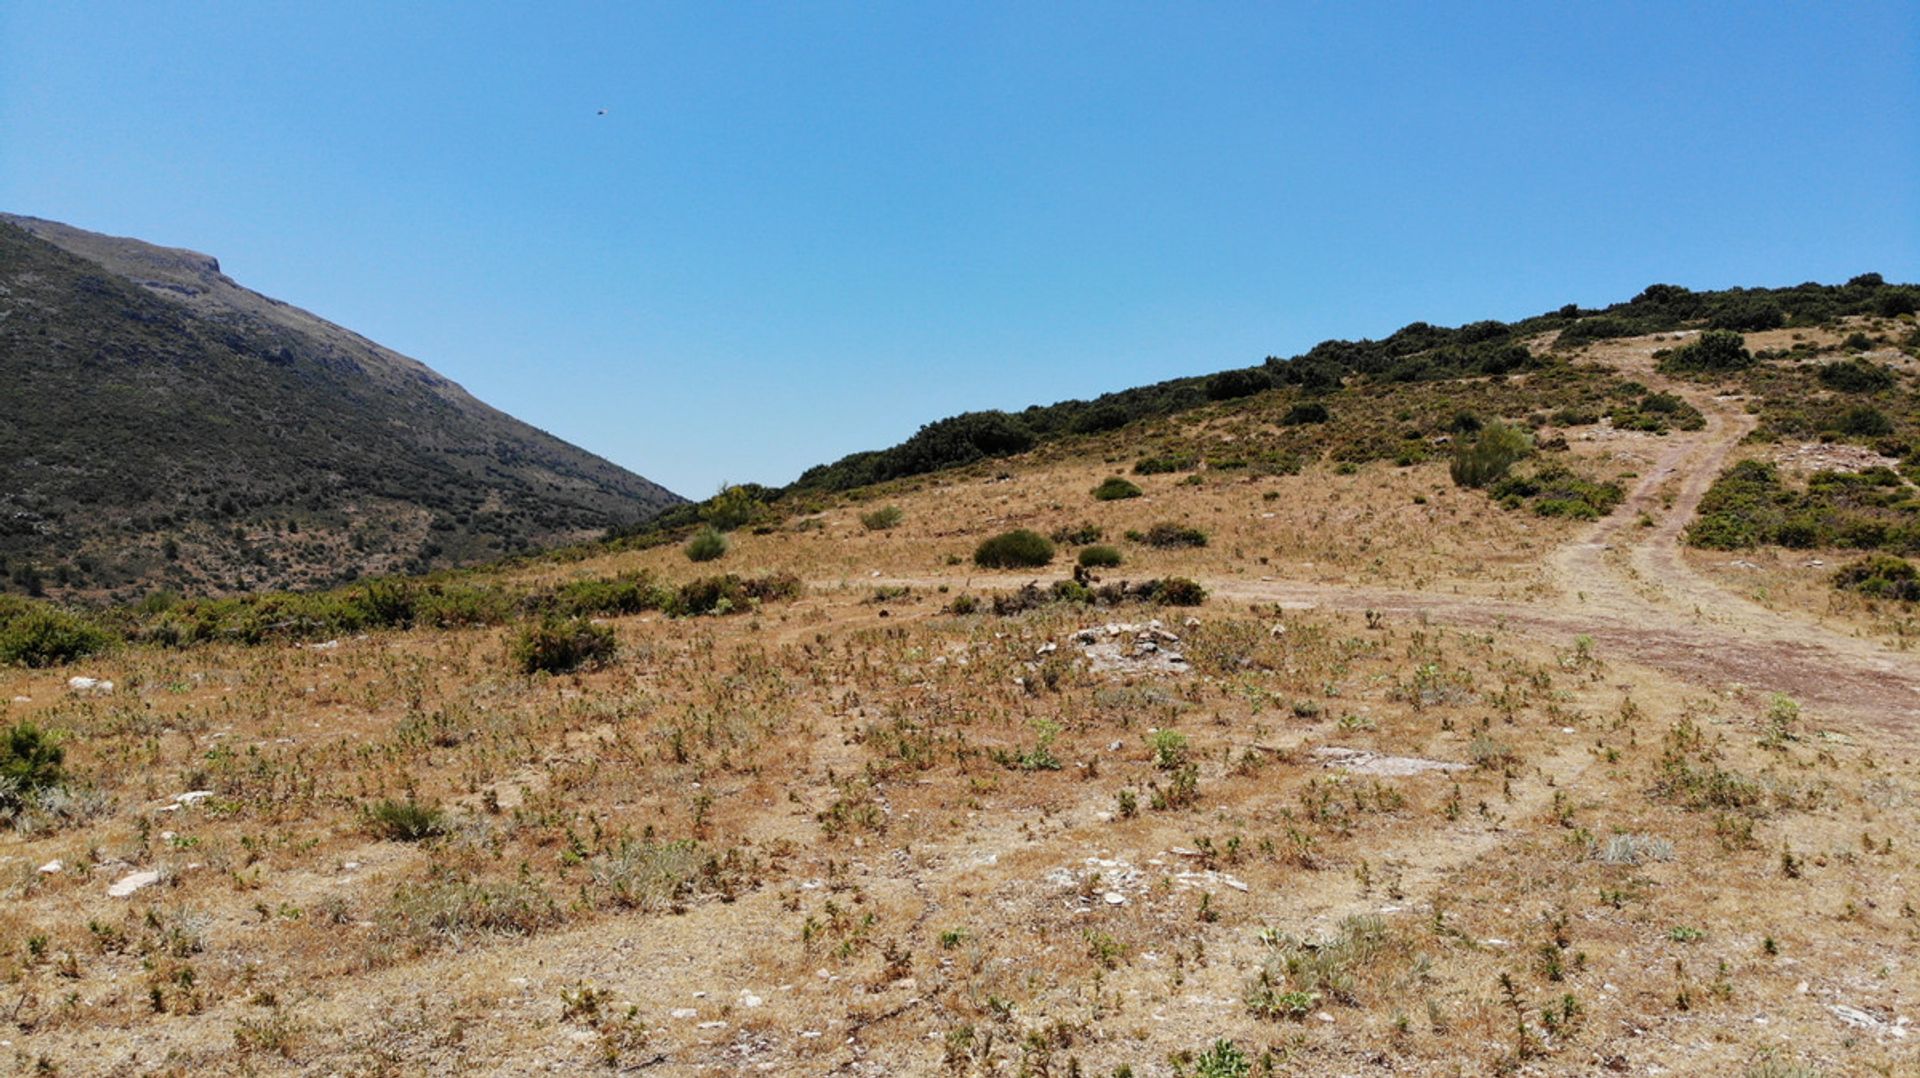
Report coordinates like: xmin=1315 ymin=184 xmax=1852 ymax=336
xmin=0 ymin=214 xmax=682 ymax=600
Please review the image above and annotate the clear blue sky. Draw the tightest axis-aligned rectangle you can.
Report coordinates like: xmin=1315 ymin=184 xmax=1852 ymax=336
xmin=4 ymin=3 xmax=1916 ymax=497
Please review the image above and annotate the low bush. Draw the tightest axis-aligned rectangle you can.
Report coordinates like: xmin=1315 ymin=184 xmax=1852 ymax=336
xmin=1833 ymin=555 xmax=1920 ymax=601
xmin=1077 ymin=545 xmax=1123 ymax=568
xmin=1818 ymin=358 xmax=1895 ymax=393
xmin=669 ymin=572 xmax=803 ymax=616
xmin=366 ymin=799 xmax=447 ymax=842
xmin=0 ymin=604 xmax=111 ymax=667
xmin=1448 ymin=422 xmax=1531 ymax=488
xmin=1658 ymin=329 xmax=1753 ymax=374
xmin=974 ymin=529 xmax=1055 ymax=569
xmin=1491 ymin=463 xmax=1624 ymax=519
xmin=1281 ymin=401 xmax=1330 ymax=425
xmin=1130 ymin=522 xmax=1208 ymax=549
xmin=684 ymin=528 xmax=729 ymax=563
xmin=1142 ymin=577 xmax=1207 ymax=605
xmin=1092 ymin=477 xmax=1143 ymax=501
xmin=1051 ymin=523 xmax=1104 ymax=545
xmin=511 ymin=616 xmax=617 ymax=674
xmin=545 ymin=572 xmax=665 ymax=618
xmin=1133 ymin=453 xmax=1198 ymax=475
xmin=859 ymin=505 xmax=904 ymax=531
xmin=0 ymin=722 xmax=65 ymax=814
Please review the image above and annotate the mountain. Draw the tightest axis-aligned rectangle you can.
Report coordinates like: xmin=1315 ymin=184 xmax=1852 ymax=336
xmin=0 ymin=214 xmax=682 ymax=600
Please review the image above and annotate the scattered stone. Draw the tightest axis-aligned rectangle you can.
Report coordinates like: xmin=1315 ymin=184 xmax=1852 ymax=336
xmin=740 ymin=992 xmax=764 ymax=1008
xmin=173 ymin=791 xmax=215 ymax=806
xmin=670 ymin=1008 xmax=698 ymax=1020
xmin=67 ymin=677 xmax=113 ymax=696
xmin=108 ymin=869 xmax=161 ymax=898
xmin=11 ymin=696 xmax=29 ymax=704
xmin=1103 ymin=892 xmax=1125 ymax=906
xmin=1829 ymin=1004 xmax=1908 ymax=1038
xmin=36 ymin=860 xmax=61 ymax=875
xmin=1312 ymin=747 xmax=1466 ymax=777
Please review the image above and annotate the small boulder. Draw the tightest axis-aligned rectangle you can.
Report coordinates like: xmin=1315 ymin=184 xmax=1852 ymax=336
xmin=108 ymin=869 xmax=162 ymax=898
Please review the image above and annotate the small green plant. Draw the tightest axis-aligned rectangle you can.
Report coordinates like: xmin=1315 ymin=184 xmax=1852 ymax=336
xmin=1092 ymin=477 xmax=1143 ymax=501
xmin=684 ymin=527 xmax=729 ymax=562
xmin=365 ymin=799 xmax=446 ymax=842
xmin=1187 ymin=1039 xmax=1252 ymax=1078
xmin=974 ymin=529 xmax=1054 ymax=569
xmin=511 ymin=615 xmax=617 ymax=674
xmin=1077 ymin=545 xmax=1123 ymax=568
xmin=1149 ymin=729 xmax=1190 ymax=770
xmin=859 ymin=505 xmax=904 ymax=531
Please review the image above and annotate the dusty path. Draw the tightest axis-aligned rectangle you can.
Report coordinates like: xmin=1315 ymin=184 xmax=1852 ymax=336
xmin=856 ymin=383 xmax=1920 ymax=737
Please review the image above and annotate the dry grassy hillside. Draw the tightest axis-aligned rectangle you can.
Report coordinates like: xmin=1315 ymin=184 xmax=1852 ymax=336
xmin=0 ymin=323 xmax=1917 ymax=1076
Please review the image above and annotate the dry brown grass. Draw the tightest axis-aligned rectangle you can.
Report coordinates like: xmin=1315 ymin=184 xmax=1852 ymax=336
xmin=0 ymin=329 xmax=1915 ymax=1075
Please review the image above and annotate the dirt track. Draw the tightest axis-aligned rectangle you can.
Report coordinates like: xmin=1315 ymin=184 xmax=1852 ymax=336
xmin=868 ymin=385 xmax=1920 ymax=738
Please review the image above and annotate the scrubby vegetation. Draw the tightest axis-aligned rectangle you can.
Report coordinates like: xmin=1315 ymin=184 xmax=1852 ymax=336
xmin=1091 ymin=477 xmax=1144 ymax=501
xmin=858 ymin=505 xmax=904 ymax=531
xmin=1449 ymin=423 xmax=1531 ymax=489
xmin=974 ymin=530 xmax=1055 ymax=569
xmin=1491 ymin=463 xmax=1625 ymax=519
xmin=1689 ymin=461 xmax=1920 ymax=552
xmin=0 ymin=599 xmax=110 ymax=667
xmin=1077 ymin=545 xmax=1123 ymax=569
xmin=1657 ymin=329 xmax=1753 ymax=374
xmin=684 ymin=528 xmax=729 ymax=563
xmin=0 ymin=721 xmax=66 ymax=815
xmin=511 ymin=615 xmax=618 ymax=674
xmin=1129 ymin=523 xmax=1209 ymax=549
xmin=1832 ymin=555 xmax=1920 ymax=601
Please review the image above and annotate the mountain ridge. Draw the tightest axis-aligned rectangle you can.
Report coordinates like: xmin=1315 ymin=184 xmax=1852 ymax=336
xmin=0 ymin=214 xmax=683 ymax=600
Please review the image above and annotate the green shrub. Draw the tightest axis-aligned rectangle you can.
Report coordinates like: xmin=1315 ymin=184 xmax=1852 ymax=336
xmin=859 ymin=505 xmax=904 ymax=531
xmin=511 ymin=616 xmax=617 ymax=674
xmin=1282 ymin=401 xmax=1330 ymax=425
xmin=1205 ymin=368 xmax=1271 ymax=401
xmin=0 ymin=722 xmax=65 ymax=813
xmin=1835 ymin=406 xmax=1893 ymax=438
xmin=366 ymin=799 xmax=446 ymax=842
xmin=546 ymin=573 xmax=665 ymax=618
xmin=1554 ymin=316 xmax=1638 ymax=346
xmin=1133 ymin=522 xmax=1208 ymax=549
xmin=1659 ymin=329 xmax=1753 ymax=373
xmin=415 ymin=584 xmax=517 ymax=628
xmin=684 ymin=527 xmax=729 ymax=563
xmin=1875 ymin=286 xmax=1919 ymax=318
xmin=974 ymin=530 xmax=1055 ymax=569
xmin=1133 ymin=453 xmax=1197 ymax=475
xmin=1834 ymin=555 xmax=1920 ymax=601
xmin=1144 ymin=577 xmax=1207 ymax=606
xmin=0 ymin=605 xmax=111 ymax=668
xmin=1448 ymin=422 xmax=1531 ymax=488
xmin=1078 ymin=545 xmax=1123 ymax=568
xmin=1092 ymin=477 xmax=1143 ymax=501
xmin=1819 ymin=358 xmax=1894 ymax=393
xmin=668 ymin=572 xmax=801 ymax=616
xmin=1051 ymin=523 xmax=1104 ymax=545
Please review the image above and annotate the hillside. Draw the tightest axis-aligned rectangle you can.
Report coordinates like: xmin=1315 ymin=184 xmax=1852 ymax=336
xmin=1 ymin=297 xmax=1918 ymax=1073
xmin=0 ymin=214 xmax=683 ymax=601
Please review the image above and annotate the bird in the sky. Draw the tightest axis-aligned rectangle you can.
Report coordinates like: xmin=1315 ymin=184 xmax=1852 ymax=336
xmin=597 ymin=108 xmax=608 ymax=116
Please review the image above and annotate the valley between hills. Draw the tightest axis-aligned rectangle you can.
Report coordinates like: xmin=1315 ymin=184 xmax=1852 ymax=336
xmin=1 ymin=286 xmax=1918 ymax=1074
